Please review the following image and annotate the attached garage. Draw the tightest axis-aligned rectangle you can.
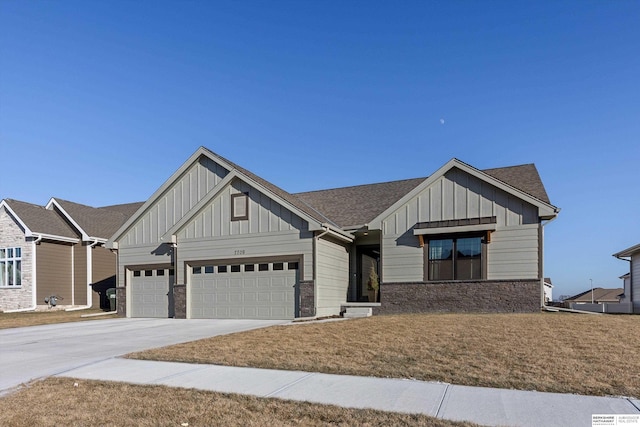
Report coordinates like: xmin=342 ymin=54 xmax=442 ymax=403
xmin=190 ymin=260 xmax=298 ymax=319
xmin=130 ymin=268 xmax=172 ymax=318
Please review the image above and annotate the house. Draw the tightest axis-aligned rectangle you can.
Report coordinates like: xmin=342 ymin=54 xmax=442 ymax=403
xmin=108 ymin=146 xmax=559 ymax=319
xmin=0 ymin=198 xmax=142 ymax=312
xmin=562 ymin=287 xmax=624 ymax=306
xmin=543 ymin=277 xmax=553 ymax=304
xmin=613 ymin=243 xmax=640 ymax=313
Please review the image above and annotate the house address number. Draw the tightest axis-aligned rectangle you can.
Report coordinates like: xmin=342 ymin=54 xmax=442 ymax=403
xmin=234 ymin=250 xmax=245 ymax=255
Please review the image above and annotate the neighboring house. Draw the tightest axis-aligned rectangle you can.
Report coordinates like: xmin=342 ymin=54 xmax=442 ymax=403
xmin=563 ymin=287 xmax=624 ymax=306
xmin=108 ymin=146 xmax=559 ymax=319
xmin=543 ymin=277 xmax=553 ymax=304
xmin=0 ymin=198 xmax=142 ymax=311
xmin=613 ymin=243 xmax=640 ymax=313
xmin=619 ymin=273 xmax=631 ymax=303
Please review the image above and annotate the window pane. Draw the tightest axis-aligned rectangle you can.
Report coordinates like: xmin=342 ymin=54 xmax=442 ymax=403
xmin=133 ymin=270 xmax=141 ymax=277
xmin=218 ymin=265 xmax=228 ymax=273
xmin=145 ymin=270 xmax=153 ymax=277
xmin=429 ymin=240 xmax=453 ymax=280
xmin=0 ymin=249 xmax=5 ymax=259
xmin=244 ymin=264 xmax=255 ymax=272
xmin=258 ymin=263 xmax=269 ymax=271
xmin=456 ymin=238 xmax=482 ymax=280
xmin=15 ymin=248 xmax=21 ymax=258
xmin=0 ymin=261 xmax=4 ymax=286
xmin=231 ymin=265 xmax=241 ymax=272
xmin=15 ymin=260 xmax=21 ymax=286
xmin=288 ymin=262 xmax=299 ymax=270
xmin=204 ymin=266 xmax=214 ymax=274
xmin=7 ymin=248 xmax=13 ymax=258
xmin=193 ymin=266 xmax=202 ymax=274
xmin=273 ymin=262 xmax=284 ymax=271
xmin=7 ymin=261 xmax=13 ymax=286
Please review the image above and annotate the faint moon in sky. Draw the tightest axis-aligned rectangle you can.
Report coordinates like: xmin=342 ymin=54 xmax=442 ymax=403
xmin=440 ymin=118 xmax=445 ymax=125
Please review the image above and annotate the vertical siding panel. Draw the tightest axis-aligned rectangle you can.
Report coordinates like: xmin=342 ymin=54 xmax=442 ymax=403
xmin=431 ymin=181 xmax=442 ymax=221
xmin=442 ymin=176 xmax=454 ymax=220
xmin=467 ymin=176 xmax=481 ymax=218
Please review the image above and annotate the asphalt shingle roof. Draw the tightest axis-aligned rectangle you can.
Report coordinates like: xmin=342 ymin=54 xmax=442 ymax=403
xmin=294 ymin=164 xmax=552 ymax=228
xmin=4 ymin=199 xmax=79 ymax=239
xmin=54 ymin=199 xmax=144 ymax=239
xmin=295 ymin=178 xmax=426 ymax=228
xmin=483 ymin=164 xmax=551 ymax=204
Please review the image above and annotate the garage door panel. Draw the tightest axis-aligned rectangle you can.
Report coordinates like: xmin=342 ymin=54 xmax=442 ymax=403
xmin=130 ymin=269 xmax=170 ymax=318
xmin=191 ymin=261 xmax=297 ymax=320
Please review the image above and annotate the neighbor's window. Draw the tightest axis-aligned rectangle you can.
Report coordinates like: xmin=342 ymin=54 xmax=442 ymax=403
xmin=428 ymin=237 xmax=482 ymax=280
xmin=0 ymin=247 xmax=22 ymax=287
xmin=231 ymin=193 xmax=249 ymax=221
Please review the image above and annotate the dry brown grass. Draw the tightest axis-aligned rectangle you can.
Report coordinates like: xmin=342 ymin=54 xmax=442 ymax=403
xmin=130 ymin=312 xmax=640 ymax=398
xmin=0 ymin=309 xmax=116 ymax=329
xmin=0 ymin=378 xmax=477 ymax=427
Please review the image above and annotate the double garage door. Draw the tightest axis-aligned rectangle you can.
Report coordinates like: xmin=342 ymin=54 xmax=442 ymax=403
xmin=191 ymin=260 xmax=297 ymax=320
xmin=130 ymin=260 xmax=297 ymax=320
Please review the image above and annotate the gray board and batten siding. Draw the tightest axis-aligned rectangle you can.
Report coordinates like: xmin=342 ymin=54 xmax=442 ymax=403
xmin=379 ymin=167 xmax=542 ymax=283
xmin=110 ymin=148 xmax=346 ymax=319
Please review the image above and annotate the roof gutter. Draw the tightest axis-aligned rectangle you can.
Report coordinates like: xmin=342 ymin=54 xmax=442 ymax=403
xmin=318 ymin=223 xmax=354 ymax=243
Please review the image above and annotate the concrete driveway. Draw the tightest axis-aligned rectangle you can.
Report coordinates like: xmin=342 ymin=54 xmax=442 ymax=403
xmin=0 ymin=317 xmax=288 ymax=395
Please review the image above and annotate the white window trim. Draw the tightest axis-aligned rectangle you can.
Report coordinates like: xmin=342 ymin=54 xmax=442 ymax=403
xmin=0 ymin=246 xmax=22 ymax=288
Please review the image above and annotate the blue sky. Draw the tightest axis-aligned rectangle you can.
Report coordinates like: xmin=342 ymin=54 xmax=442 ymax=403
xmin=1 ymin=1 xmax=638 ymax=298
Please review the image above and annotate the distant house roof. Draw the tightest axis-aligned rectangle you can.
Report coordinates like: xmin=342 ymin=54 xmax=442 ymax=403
xmin=564 ymin=287 xmax=624 ymax=303
xmin=1 ymin=198 xmax=143 ymax=242
xmin=2 ymin=199 xmax=78 ymax=239
xmin=51 ymin=198 xmax=144 ymax=240
xmin=613 ymin=243 xmax=640 ymax=259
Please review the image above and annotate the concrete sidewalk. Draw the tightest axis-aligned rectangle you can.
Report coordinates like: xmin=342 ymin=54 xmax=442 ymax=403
xmin=58 ymin=358 xmax=640 ymax=427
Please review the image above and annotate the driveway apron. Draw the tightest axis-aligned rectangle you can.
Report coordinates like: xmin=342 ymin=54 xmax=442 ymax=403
xmin=0 ymin=318 xmax=287 ymax=395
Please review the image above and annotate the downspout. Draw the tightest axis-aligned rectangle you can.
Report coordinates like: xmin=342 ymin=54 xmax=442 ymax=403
xmin=68 ymin=239 xmax=101 ymax=312
xmin=540 ymin=215 xmax=558 ymax=308
xmin=4 ymin=234 xmax=42 ymax=313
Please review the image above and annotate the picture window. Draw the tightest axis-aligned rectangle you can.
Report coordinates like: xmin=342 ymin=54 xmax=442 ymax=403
xmin=0 ymin=246 xmax=22 ymax=287
xmin=427 ymin=236 xmax=482 ymax=281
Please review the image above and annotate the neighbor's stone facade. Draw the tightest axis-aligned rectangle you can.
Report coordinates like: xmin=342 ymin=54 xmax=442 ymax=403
xmin=375 ymin=279 xmax=540 ymax=314
xmin=299 ymin=280 xmax=315 ymax=317
xmin=0 ymin=208 xmax=34 ymax=311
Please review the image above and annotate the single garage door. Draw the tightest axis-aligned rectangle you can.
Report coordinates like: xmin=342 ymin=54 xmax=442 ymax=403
xmin=190 ymin=260 xmax=298 ymax=319
xmin=130 ymin=268 xmax=172 ymax=318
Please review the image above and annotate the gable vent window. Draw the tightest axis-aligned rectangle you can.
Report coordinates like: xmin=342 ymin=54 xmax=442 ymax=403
xmin=0 ymin=247 xmax=22 ymax=287
xmin=231 ymin=193 xmax=249 ymax=221
xmin=427 ymin=236 xmax=483 ymax=281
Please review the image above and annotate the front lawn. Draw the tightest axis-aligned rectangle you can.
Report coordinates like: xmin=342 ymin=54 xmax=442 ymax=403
xmin=0 ymin=378 xmax=477 ymax=427
xmin=0 ymin=309 xmax=116 ymax=329
xmin=129 ymin=312 xmax=640 ymax=398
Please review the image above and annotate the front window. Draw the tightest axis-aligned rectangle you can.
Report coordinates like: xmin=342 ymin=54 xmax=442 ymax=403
xmin=428 ymin=237 xmax=481 ymax=280
xmin=0 ymin=247 xmax=22 ymax=287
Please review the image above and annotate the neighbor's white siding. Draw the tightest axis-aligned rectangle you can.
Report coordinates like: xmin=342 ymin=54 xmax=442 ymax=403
xmin=381 ymin=168 xmax=540 ymax=283
xmin=316 ymin=237 xmax=349 ymax=317
xmin=632 ymin=253 xmax=640 ymax=310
